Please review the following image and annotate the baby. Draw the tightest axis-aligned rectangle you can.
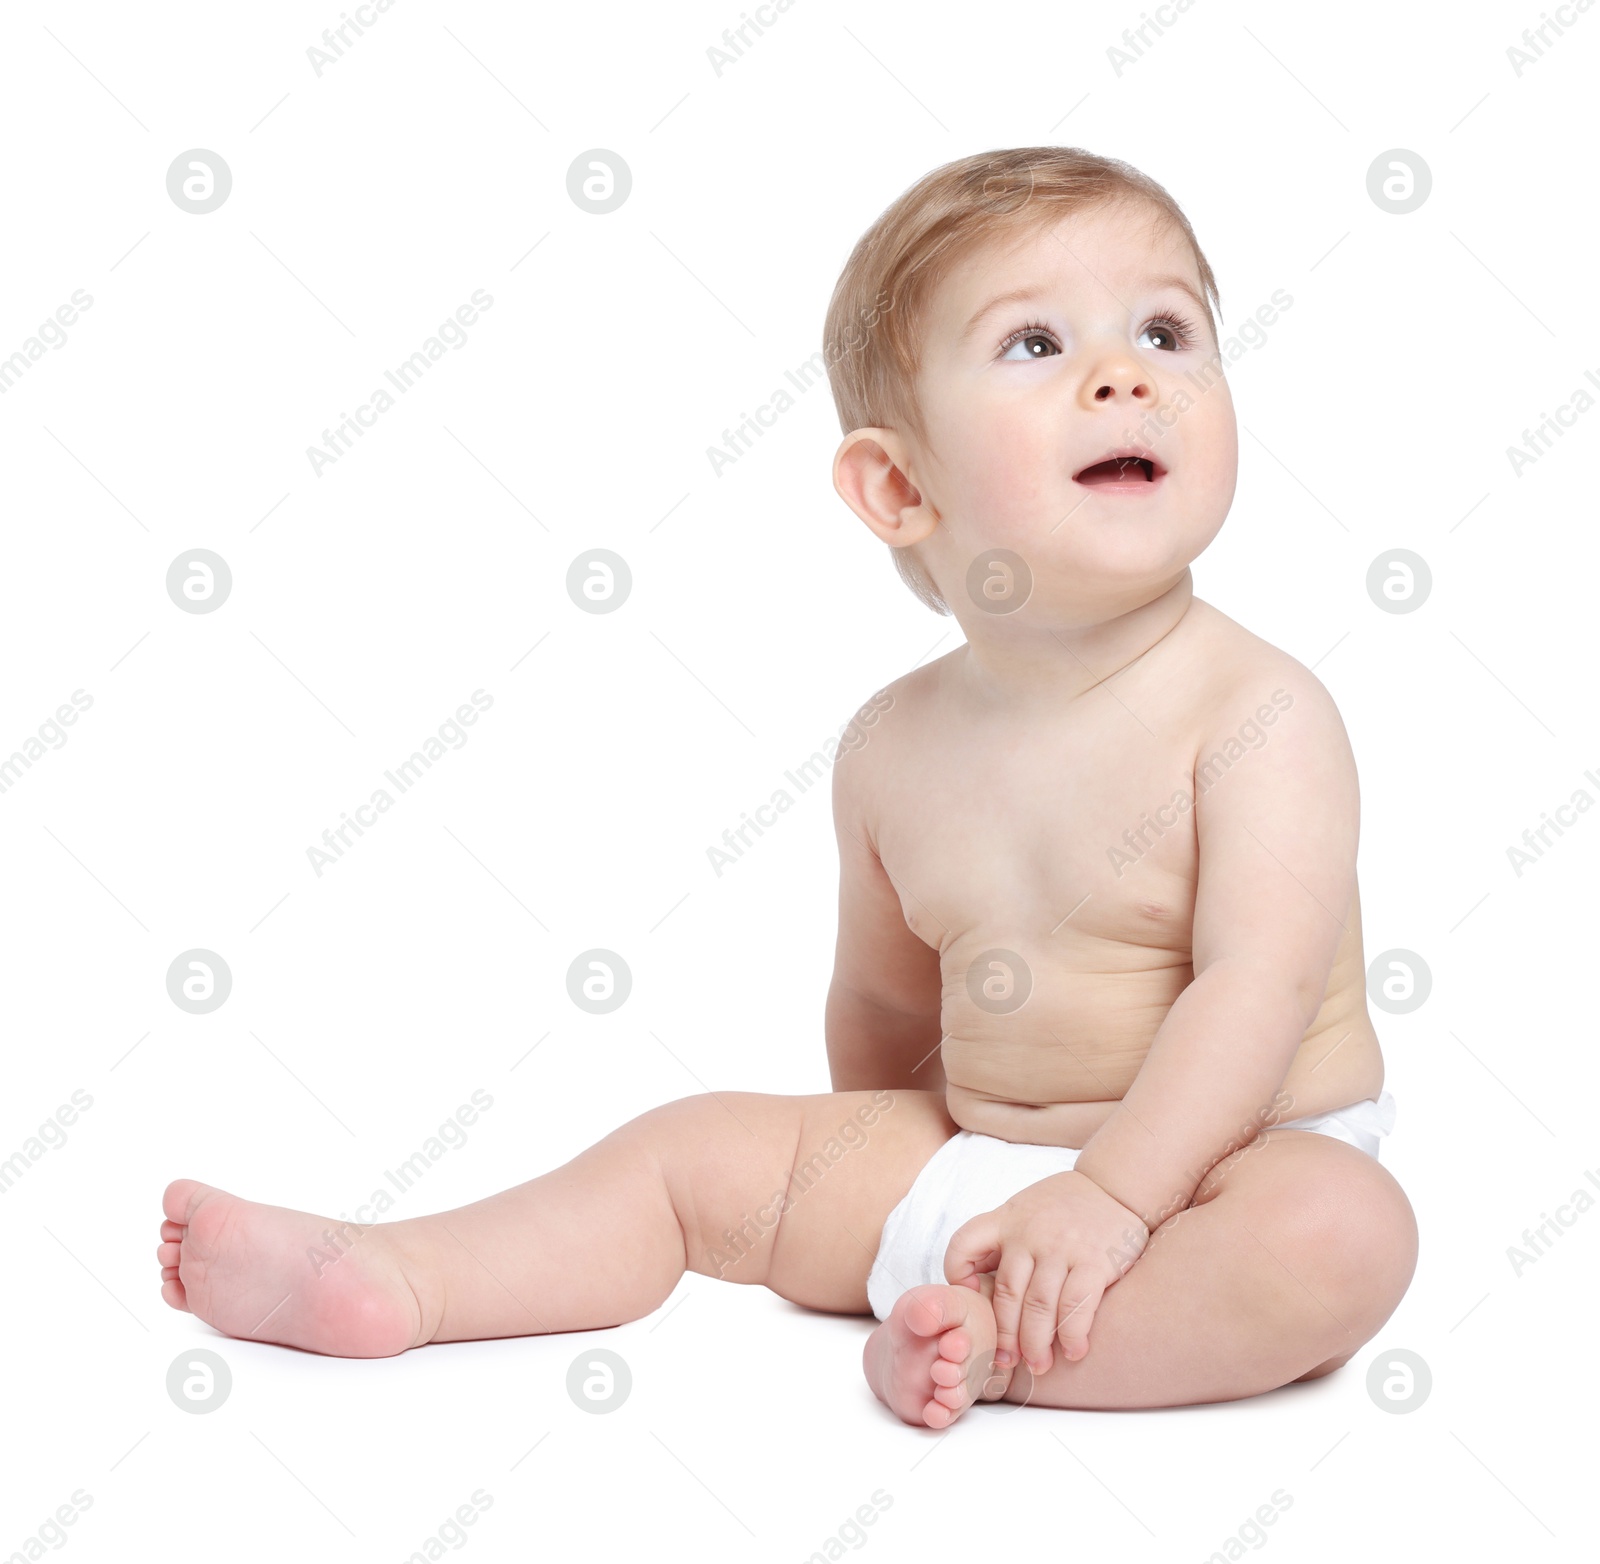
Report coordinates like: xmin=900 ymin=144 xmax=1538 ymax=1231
xmin=156 ymin=146 xmax=1418 ymax=1428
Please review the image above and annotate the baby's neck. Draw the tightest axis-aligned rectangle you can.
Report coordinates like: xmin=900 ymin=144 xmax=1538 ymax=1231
xmin=951 ymin=571 xmax=1195 ymax=713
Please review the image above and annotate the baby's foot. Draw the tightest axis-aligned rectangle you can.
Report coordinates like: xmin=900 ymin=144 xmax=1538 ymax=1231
xmin=863 ymin=1280 xmax=1009 ymax=1429
xmin=157 ymin=1179 xmax=428 ymax=1358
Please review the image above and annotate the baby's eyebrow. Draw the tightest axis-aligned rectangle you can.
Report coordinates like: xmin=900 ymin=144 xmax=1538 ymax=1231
xmin=957 ymin=273 xmax=1208 ymax=341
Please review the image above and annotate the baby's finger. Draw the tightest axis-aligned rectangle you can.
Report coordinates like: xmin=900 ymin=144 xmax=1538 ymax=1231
xmin=1017 ymin=1260 xmax=1070 ymax=1375
xmin=1055 ymin=1273 xmax=1107 ymax=1363
xmin=943 ymin=1211 xmax=1002 ymax=1284
xmin=988 ymin=1252 xmax=1036 ymax=1369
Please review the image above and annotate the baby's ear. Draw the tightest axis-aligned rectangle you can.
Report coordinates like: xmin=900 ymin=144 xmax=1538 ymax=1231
xmin=832 ymin=429 xmax=939 ymax=547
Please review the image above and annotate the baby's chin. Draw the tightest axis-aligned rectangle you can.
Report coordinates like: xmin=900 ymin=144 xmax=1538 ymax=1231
xmin=941 ymin=559 xmax=1195 ymax=627
xmin=970 ymin=506 xmax=1219 ymax=574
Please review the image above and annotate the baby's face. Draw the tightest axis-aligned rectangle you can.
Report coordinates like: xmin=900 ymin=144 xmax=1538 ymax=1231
xmin=909 ymin=200 xmax=1237 ymax=614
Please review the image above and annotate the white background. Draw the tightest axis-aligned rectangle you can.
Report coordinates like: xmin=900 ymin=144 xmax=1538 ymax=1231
xmin=2 ymin=1 xmax=1595 ymax=1560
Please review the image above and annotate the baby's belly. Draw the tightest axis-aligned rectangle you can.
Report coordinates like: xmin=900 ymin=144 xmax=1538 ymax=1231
xmin=939 ymin=962 xmax=1383 ymax=1148
xmin=943 ymin=1089 xmax=1124 ymax=1148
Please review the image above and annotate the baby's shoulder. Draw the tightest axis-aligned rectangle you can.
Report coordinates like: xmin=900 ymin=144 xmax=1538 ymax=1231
xmin=1183 ymin=598 xmax=1349 ymax=744
xmin=838 ymin=654 xmax=944 ymax=735
xmin=827 ymin=665 xmax=923 ymax=802
xmin=826 ymin=655 xmax=954 ymax=815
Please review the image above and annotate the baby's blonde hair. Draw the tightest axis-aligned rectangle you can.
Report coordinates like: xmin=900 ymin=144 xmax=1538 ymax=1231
xmin=822 ymin=146 xmax=1222 ymax=614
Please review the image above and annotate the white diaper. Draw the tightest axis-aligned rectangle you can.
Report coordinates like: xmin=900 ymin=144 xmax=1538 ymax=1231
xmin=865 ymin=1090 xmax=1397 ymax=1322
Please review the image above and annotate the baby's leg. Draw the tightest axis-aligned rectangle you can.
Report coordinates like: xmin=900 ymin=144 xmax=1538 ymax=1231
xmin=157 ymin=1089 xmax=961 ymax=1366
xmin=987 ymin=1127 xmax=1418 ymax=1410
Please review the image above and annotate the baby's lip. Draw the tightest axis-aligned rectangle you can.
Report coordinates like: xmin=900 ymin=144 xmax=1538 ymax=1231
xmin=1072 ymin=445 xmax=1168 ymax=487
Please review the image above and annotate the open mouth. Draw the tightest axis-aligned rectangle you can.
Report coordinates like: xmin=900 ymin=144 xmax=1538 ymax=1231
xmin=1073 ymin=453 xmax=1166 ymax=489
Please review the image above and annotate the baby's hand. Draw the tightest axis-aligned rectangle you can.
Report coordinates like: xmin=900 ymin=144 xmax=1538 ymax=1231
xmin=943 ymin=1169 xmax=1148 ymax=1375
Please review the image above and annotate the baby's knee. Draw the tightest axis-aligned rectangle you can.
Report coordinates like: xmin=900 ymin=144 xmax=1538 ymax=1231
xmin=1338 ymin=1161 xmax=1418 ymax=1319
xmin=1276 ymin=1145 xmax=1418 ymax=1332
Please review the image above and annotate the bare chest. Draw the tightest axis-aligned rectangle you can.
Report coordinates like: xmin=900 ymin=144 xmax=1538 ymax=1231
xmin=869 ymin=721 xmax=1200 ymax=964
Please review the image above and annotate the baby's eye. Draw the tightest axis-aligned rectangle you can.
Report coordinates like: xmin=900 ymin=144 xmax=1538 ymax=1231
xmin=1138 ymin=314 xmax=1197 ymax=352
xmin=998 ymin=323 xmax=1060 ymax=361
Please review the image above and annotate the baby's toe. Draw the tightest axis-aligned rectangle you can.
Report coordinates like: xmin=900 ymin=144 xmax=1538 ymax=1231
xmin=157 ymin=1241 xmax=181 ymax=1266
xmin=161 ymin=1220 xmax=185 ymax=1242
xmin=163 ymin=1179 xmax=207 ymax=1225
xmin=899 ymin=1286 xmax=956 ymax=1337
xmin=161 ymin=1276 xmax=189 ymax=1311
xmin=936 ymin=1327 xmax=970 ymax=1361
xmin=929 ymin=1357 xmax=963 ymax=1389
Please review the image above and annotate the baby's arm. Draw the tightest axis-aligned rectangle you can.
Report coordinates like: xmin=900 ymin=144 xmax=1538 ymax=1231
xmin=824 ymin=724 xmax=946 ymax=1094
xmin=1072 ymin=664 xmax=1358 ymax=1231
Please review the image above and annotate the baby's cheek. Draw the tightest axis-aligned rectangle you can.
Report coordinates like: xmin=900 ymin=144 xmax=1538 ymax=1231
xmin=1190 ymin=437 xmax=1239 ymax=514
xmin=957 ymin=444 xmax=1053 ymax=538
xmin=1188 ymin=389 xmax=1239 ymax=478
